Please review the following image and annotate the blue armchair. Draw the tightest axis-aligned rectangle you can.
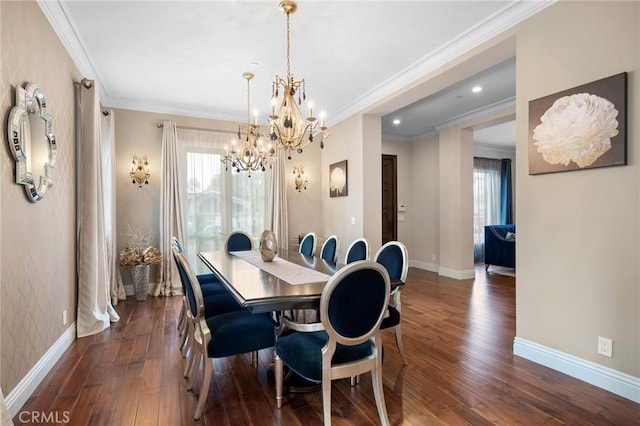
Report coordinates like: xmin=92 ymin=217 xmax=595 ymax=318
xmin=484 ymin=224 xmax=515 ymax=271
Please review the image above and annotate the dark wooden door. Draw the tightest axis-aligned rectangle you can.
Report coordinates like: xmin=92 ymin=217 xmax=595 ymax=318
xmin=381 ymin=154 xmax=397 ymax=244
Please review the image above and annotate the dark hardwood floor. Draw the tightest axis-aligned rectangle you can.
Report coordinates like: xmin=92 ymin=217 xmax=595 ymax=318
xmin=14 ymin=268 xmax=640 ymax=425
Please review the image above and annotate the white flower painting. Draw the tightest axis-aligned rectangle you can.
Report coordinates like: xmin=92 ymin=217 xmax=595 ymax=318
xmin=533 ymin=93 xmax=618 ymax=168
xmin=528 ymin=73 xmax=626 ymax=175
xmin=329 ymin=160 xmax=348 ymax=197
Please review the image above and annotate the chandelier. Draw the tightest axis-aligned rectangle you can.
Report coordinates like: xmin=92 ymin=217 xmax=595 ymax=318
xmin=269 ymin=1 xmax=329 ymax=159
xmin=222 ymin=72 xmax=275 ymax=176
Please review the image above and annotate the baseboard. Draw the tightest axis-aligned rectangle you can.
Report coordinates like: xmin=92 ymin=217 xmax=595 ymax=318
xmin=5 ymin=322 xmax=77 ymax=417
xmin=410 ymin=260 xmax=439 ymax=273
xmin=513 ymin=337 xmax=640 ymax=403
xmin=438 ymin=266 xmax=476 ymax=280
xmin=410 ymin=261 xmax=476 ymax=280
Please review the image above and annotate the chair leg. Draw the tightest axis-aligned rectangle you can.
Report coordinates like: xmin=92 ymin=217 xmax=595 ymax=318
xmin=177 ymin=301 xmax=185 ymax=332
xmin=349 ymin=375 xmax=361 ymax=386
xmin=194 ymin=358 xmax=213 ymax=420
xmin=371 ymin=362 xmax=390 ymax=426
xmin=275 ymin=354 xmax=284 ymax=409
xmin=394 ymin=324 xmax=409 ymax=366
xmin=322 ymin=374 xmax=332 ymax=426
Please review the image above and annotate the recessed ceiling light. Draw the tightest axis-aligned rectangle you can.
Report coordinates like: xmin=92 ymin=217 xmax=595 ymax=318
xmin=472 ymin=86 xmax=482 ymax=93
xmin=250 ymin=61 xmax=259 ymax=67
xmin=393 ymin=119 xmax=401 ymax=125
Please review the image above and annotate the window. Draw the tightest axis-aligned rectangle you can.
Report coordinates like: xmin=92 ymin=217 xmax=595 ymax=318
xmin=178 ymin=129 xmax=269 ymax=272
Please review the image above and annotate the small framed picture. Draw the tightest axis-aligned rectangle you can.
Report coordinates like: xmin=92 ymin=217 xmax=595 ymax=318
xmin=329 ymin=160 xmax=348 ymax=197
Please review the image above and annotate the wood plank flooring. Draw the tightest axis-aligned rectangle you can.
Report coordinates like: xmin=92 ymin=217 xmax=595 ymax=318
xmin=14 ymin=268 xmax=640 ymax=425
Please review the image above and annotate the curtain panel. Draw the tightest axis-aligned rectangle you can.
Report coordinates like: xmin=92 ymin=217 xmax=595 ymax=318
xmin=269 ymin=148 xmax=289 ymax=251
xmin=75 ymin=81 xmax=120 ymax=338
xmin=157 ymin=121 xmax=185 ymax=296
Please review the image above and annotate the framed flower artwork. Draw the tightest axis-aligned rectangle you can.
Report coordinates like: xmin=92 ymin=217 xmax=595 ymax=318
xmin=329 ymin=160 xmax=348 ymax=197
xmin=528 ymin=72 xmax=627 ymax=175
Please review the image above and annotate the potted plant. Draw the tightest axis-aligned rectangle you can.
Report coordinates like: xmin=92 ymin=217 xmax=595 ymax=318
xmin=119 ymin=226 xmax=162 ymax=301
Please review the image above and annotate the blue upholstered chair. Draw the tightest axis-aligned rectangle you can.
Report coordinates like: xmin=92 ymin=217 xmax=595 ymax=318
xmin=484 ymin=225 xmax=515 ymax=271
xmin=298 ymin=232 xmax=316 ymax=256
xmin=319 ymin=235 xmax=339 ymax=263
xmin=275 ymin=261 xmax=391 ymax=425
xmin=174 ymin=248 xmax=276 ymax=420
xmin=172 ymin=244 xmax=244 ymax=369
xmin=344 ymin=238 xmax=369 ymax=264
xmin=172 ymin=236 xmax=232 ymax=355
xmin=224 ymin=230 xmax=254 ymax=252
xmin=374 ymin=241 xmax=409 ymax=366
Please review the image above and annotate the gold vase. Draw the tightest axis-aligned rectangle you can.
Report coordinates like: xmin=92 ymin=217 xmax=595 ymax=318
xmin=259 ymin=230 xmax=278 ymax=262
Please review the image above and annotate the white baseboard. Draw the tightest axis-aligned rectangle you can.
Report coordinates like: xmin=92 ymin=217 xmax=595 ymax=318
xmin=410 ymin=260 xmax=439 ymax=273
xmin=5 ymin=323 xmax=77 ymax=417
xmin=514 ymin=337 xmax=640 ymax=403
xmin=410 ymin=261 xmax=476 ymax=280
xmin=438 ymin=266 xmax=476 ymax=280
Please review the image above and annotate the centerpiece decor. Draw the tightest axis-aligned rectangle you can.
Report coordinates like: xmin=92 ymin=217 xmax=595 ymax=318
xmin=119 ymin=226 xmax=162 ymax=301
xmin=259 ymin=230 xmax=278 ymax=262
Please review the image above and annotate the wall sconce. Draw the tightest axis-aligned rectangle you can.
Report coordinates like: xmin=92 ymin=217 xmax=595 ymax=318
xmin=293 ymin=165 xmax=308 ymax=192
xmin=130 ymin=154 xmax=150 ymax=187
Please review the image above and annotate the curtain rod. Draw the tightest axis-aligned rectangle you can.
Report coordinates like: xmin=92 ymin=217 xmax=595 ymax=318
xmin=73 ymin=78 xmax=93 ymax=89
xmin=156 ymin=122 xmax=237 ymax=136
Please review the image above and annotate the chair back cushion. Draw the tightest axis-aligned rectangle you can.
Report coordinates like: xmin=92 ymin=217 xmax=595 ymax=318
xmin=321 ymin=261 xmax=390 ymax=346
xmin=345 ymin=238 xmax=368 ymax=263
xmin=225 ymin=231 xmax=253 ymax=252
xmin=299 ymin=232 xmax=315 ymax=256
xmin=173 ymin=248 xmax=204 ymax=319
xmin=375 ymin=241 xmax=408 ymax=282
xmin=320 ymin=235 xmax=338 ymax=263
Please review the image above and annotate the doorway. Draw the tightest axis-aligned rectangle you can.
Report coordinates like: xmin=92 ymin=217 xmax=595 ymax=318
xmin=381 ymin=154 xmax=397 ymax=244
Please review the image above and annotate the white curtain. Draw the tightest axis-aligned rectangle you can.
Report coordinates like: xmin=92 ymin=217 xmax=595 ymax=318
xmin=269 ymin=149 xmax=289 ymax=251
xmin=76 ymin=80 xmax=120 ymax=338
xmin=102 ymin=110 xmax=126 ymax=304
xmin=176 ymin=128 xmax=270 ymax=272
xmin=473 ymin=157 xmax=502 ymax=262
xmin=156 ymin=121 xmax=185 ymax=296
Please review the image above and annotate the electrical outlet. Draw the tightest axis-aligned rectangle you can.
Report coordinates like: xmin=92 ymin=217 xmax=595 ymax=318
xmin=431 ymin=254 xmax=436 ymax=261
xmin=62 ymin=310 xmax=68 ymax=326
xmin=598 ymin=336 xmax=612 ymax=357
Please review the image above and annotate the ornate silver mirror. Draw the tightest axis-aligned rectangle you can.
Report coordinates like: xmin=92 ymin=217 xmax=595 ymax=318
xmin=7 ymin=82 xmax=57 ymax=202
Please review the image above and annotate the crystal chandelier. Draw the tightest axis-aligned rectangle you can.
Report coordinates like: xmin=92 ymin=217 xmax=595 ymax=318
xmin=222 ymin=72 xmax=276 ymax=176
xmin=269 ymin=1 xmax=329 ymax=159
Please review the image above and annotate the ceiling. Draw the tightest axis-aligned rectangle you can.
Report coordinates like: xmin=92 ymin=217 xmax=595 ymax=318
xmin=40 ymin=1 xmax=550 ymax=148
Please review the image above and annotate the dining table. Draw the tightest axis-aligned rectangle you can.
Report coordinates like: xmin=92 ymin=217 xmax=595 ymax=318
xmin=197 ymin=248 xmax=403 ymax=314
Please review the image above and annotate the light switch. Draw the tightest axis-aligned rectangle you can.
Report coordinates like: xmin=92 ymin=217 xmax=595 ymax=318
xmin=351 ymin=216 xmax=356 ymax=225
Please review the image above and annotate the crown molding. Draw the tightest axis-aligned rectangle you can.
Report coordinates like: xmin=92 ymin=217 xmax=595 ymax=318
xmin=39 ymin=0 xmax=555 ymax=122
xmin=331 ymin=0 xmax=555 ymax=124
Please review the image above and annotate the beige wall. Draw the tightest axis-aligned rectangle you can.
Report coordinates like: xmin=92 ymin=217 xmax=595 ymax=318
xmin=1 ymin=1 xmax=80 ymax=393
xmin=515 ymin=0 xmax=639 ymax=376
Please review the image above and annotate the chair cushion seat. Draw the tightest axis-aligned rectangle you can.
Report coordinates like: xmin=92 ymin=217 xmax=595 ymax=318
xmin=206 ymin=311 xmax=276 ymax=358
xmin=380 ymin=306 xmax=400 ymax=329
xmin=276 ymin=330 xmax=373 ymax=382
xmin=203 ymin=293 xmax=243 ymax=317
xmin=199 ymin=279 xmax=228 ymax=297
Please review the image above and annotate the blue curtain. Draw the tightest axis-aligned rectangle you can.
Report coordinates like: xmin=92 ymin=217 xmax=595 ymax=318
xmin=500 ymin=159 xmax=513 ymax=225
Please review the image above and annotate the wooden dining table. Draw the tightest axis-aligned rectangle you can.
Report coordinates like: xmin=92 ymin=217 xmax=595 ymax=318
xmin=197 ymin=249 xmax=340 ymax=313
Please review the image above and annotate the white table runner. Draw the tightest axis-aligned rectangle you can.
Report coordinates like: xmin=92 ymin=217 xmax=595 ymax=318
xmin=231 ymin=250 xmax=331 ymax=285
